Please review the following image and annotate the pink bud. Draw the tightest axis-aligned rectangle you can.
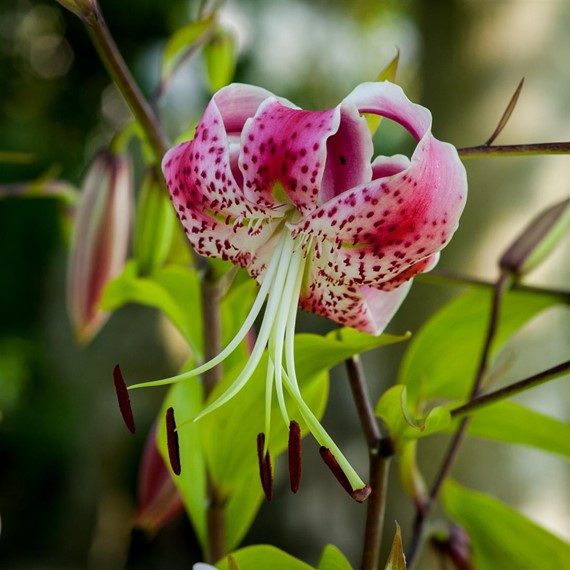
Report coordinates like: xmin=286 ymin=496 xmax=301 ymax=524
xmin=133 ymin=424 xmax=184 ymax=533
xmin=67 ymin=150 xmax=133 ymax=343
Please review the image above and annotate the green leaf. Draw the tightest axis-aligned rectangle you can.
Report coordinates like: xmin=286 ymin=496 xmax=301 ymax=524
xmin=398 ymin=441 xmax=427 ymax=505
xmin=384 ymin=522 xmax=407 ymax=570
xmin=134 ymin=172 xmax=177 ymax=275
xmin=156 ymin=377 xmax=207 ymax=545
xmin=461 ymin=400 xmax=570 ymax=459
xmin=375 ymin=385 xmax=451 ymax=450
xmin=398 ymin=288 xmax=562 ymax=409
xmin=204 ymin=27 xmax=236 ymax=92
xmin=200 ymin=329 xmax=408 ymax=550
xmin=217 ymin=545 xmax=314 ymax=570
xmin=162 ymin=16 xmax=214 ymax=80
xmin=441 ymin=480 xmax=570 ymax=570
xmin=317 ymin=544 xmax=353 ymax=570
xmin=101 ymin=261 xmax=203 ymax=356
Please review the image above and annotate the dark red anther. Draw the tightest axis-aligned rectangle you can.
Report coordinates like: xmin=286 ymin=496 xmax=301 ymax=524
xmin=256 ymin=433 xmax=273 ymax=501
xmin=166 ymin=407 xmax=181 ymax=476
xmin=288 ymin=420 xmax=302 ymax=493
xmin=319 ymin=446 xmax=371 ymax=503
xmin=113 ymin=364 xmax=135 ymax=434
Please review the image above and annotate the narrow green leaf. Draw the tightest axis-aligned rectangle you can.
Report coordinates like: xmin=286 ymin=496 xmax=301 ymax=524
xmin=365 ymin=50 xmax=400 ymax=135
xmin=204 ymin=27 xmax=236 ymax=92
xmin=375 ymin=385 xmax=451 ymax=450
xmin=462 ymin=400 xmax=570 ymax=459
xmin=398 ymin=288 xmax=562 ymax=408
xmin=216 ymin=545 xmax=314 ymax=570
xmin=134 ymin=172 xmax=177 ymax=275
xmin=398 ymin=441 xmax=427 ymax=506
xmin=485 ymin=78 xmax=524 ymax=146
xmin=162 ymin=16 xmax=214 ymax=80
xmin=441 ymin=480 xmax=570 ymax=570
xmin=384 ymin=522 xmax=407 ymax=570
xmin=156 ymin=377 xmax=207 ymax=545
xmin=0 ymin=151 xmax=34 ymax=164
xmin=317 ymin=544 xmax=353 ymax=570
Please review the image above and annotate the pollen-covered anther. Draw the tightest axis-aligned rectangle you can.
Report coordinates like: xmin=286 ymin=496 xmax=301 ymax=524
xmin=113 ymin=364 xmax=135 ymax=434
xmin=288 ymin=420 xmax=302 ymax=493
xmin=319 ymin=446 xmax=371 ymax=503
xmin=257 ymin=433 xmax=273 ymax=501
xmin=166 ymin=407 xmax=181 ymax=476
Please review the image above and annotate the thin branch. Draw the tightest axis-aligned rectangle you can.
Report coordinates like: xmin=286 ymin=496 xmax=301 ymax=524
xmin=457 ymin=141 xmax=570 ymax=159
xmin=345 ymin=356 xmax=381 ymax=447
xmin=345 ymin=355 xmax=393 ymax=570
xmin=85 ymin=10 xmax=170 ymax=165
xmin=451 ymin=360 xmax=570 ymax=419
xmin=417 ymin=271 xmax=570 ymax=303
xmin=407 ymin=272 xmax=511 ymax=568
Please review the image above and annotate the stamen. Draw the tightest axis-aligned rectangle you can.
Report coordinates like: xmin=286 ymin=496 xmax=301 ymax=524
xmin=319 ymin=447 xmax=371 ymax=503
xmin=127 ymin=231 xmax=289 ymax=391
xmin=166 ymin=407 xmax=181 ymax=476
xmin=288 ymin=420 xmax=302 ymax=493
xmin=256 ymin=433 xmax=273 ymax=501
xmin=113 ymin=364 xmax=135 ymax=434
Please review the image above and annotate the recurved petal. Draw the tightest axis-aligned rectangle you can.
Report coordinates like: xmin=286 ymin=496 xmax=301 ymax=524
xmin=344 ymin=81 xmax=432 ymax=141
xmin=162 ymin=98 xmax=280 ymax=271
xmin=239 ymin=99 xmax=340 ymax=213
xmin=299 ymin=262 xmax=412 ymax=334
xmin=213 ymin=83 xmax=277 ymax=136
xmin=293 ymin=120 xmax=466 ymax=289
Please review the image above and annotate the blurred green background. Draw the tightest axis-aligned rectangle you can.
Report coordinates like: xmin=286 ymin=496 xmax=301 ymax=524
xmin=0 ymin=0 xmax=568 ymax=568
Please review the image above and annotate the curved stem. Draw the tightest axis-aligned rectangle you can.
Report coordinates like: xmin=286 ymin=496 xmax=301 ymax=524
xmin=457 ymin=141 xmax=570 ymax=159
xmin=407 ymin=272 xmax=511 ymax=568
xmin=85 ymin=11 xmax=170 ymax=163
xmin=345 ymin=355 xmax=394 ymax=570
xmin=451 ymin=360 xmax=570 ymax=419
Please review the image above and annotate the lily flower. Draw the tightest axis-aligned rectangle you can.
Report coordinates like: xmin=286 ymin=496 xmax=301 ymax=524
xmin=125 ymin=81 xmax=467 ymax=500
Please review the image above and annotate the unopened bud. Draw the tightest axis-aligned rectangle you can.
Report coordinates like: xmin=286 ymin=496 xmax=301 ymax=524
xmin=499 ymin=198 xmax=570 ymax=278
xmin=133 ymin=423 xmax=184 ymax=533
xmin=67 ymin=150 xmax=133 ymax=343
xmin=431 ymin=524 xmax=474 ymax=570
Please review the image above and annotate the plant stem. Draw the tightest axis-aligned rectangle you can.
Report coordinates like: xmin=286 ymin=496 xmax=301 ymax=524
xmin=407 ymin=272 xmax=511 ymax=568
xmin=345 ymin=356 xmax=393 ymax=570
xmin=84 ymin=4 xmax=227 ymax=561
xmin=457 ymin=141 xmax=570 ymax=159
xmin=418 ymin=271 xmax=570 ymax=304
xmin=85 ymin=9 xmax=170 ymax=165
xmin=451 ymin=360 xmax=570 ymax=419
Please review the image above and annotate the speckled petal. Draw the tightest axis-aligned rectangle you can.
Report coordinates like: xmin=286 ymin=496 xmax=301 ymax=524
xmin=299 ymin=262 xmax=412 ymax=334
xmin=292 ymin=88 xmax=467 ymax=291
xmin=162 ymin=96 xmax=280 ymax=273
xmin=344 ymin=81 xmax=431 ymax=141
xmin=213 ymin=83 xmax=277 ymax=136
xmin=239 ymin=99 xmax=340 ymax=213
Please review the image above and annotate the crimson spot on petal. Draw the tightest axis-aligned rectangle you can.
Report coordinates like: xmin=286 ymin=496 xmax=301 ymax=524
xmin=166 ymin=407 xmax=181 ymax=476
xmin=113 ymin=364 xmax=135 ymax=434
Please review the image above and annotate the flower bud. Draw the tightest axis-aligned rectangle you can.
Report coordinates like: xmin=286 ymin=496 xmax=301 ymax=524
xmin=133 ymin=424 xmax=184 ymax=533
xmin=499 ymin=198 xmax=570 ymax=278
xmin=431 ymin=524 xmax=474 ymax=570
xmin=67 ymin=150 xmax=133 ymax=343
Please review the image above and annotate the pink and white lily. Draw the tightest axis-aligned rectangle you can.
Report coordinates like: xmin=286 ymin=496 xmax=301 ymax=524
xmin=131 ymin=81 xmax=467 ymax=499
